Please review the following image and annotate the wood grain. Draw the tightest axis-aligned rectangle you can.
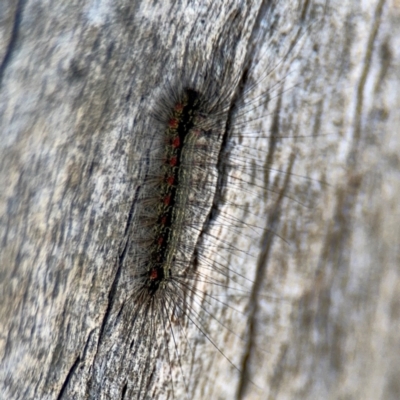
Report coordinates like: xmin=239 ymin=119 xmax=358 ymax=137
xmin=1 ymin=0 xmax=399 ymax=399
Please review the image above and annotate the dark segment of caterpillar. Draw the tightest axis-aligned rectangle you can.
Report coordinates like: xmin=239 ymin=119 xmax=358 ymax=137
xmin=134 ymin=89 xmax=206 ymax=298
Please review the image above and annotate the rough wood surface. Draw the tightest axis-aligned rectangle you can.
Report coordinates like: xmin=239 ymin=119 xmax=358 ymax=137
xmin=1 ymin=0 xmax=399 ymax=399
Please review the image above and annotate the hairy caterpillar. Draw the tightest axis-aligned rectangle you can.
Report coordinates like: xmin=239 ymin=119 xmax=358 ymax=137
xmin=87 ymin=3 xmax=328 ymax=400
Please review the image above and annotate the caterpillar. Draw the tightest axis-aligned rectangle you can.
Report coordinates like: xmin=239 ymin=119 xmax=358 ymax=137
xmin=87 ymin=2 xmax=328 ymax=399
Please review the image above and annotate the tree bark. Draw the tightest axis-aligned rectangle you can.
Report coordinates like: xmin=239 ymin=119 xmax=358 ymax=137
xmin=1 ymin=0 xmax=399 ymax=399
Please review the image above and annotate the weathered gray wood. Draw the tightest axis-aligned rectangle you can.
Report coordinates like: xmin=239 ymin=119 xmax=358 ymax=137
xmin=1 ymin=0 xmax=399 ymax=399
